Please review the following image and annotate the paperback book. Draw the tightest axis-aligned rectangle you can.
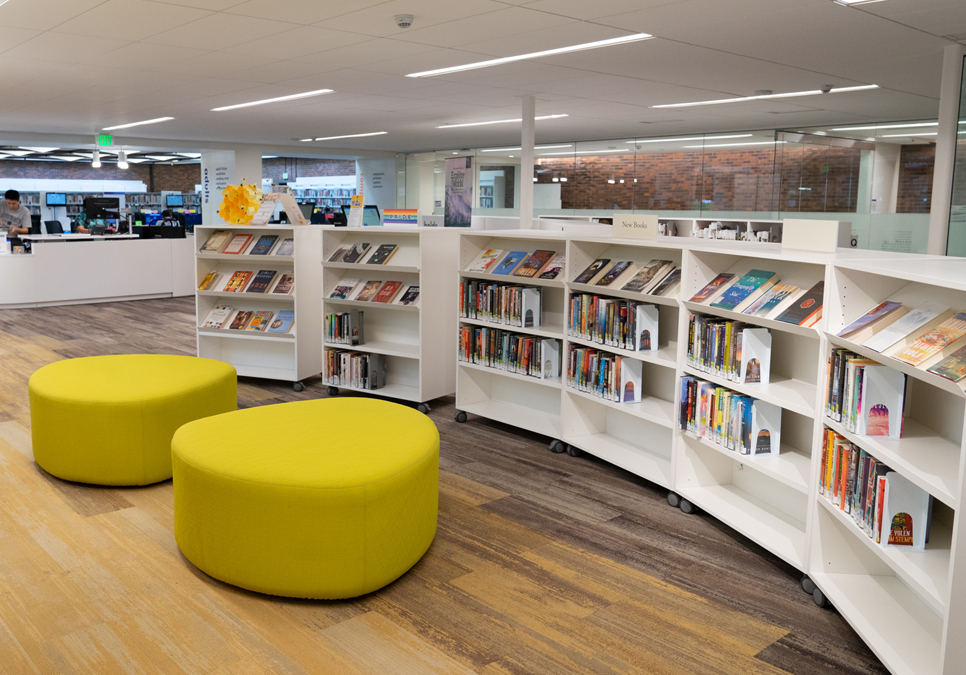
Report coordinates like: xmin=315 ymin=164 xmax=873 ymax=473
xmin=837 ymin=301 xmax=904 ymax=339
xmin=513 ymin=250 xmax=556 ymax=278
xmin=467 ymin=249 xmax=503 ymax=273
xmin=245 ymin=310 xmax=274 ymax=332
xmin=595 ymin=260 xmax=635 ymax=287
xmin=862 ymin=301 xmax=949 ymax=353
xmin=274 ymin=238 xmax=295 ymax=257
xmin=492 ymin=251 xmax=528 ymax=276
xmin=353 ymin=280 xmax=382 ymax=302
xmin=328 ymin=245 xmax=351 ymax=262
xmin=775 ymin=280 xmax=824 ymax=326
xmin=742 ymin=284 xmax=799 ymax=318
xmin=649 ymin=268 xmax=681 ymax=297
xmin=711 ymin=270 xmax=776 ymax=311
xmin=223 ymin=271 xmax=252 ymax=292
xmin=573 ymin=258 xmax=611 ymax=285
xmin=201 ymin=305 xmax=234 ymax=329
xmin=229 ymin=310 xmax=253 ymax=330
xmin=329 ymin=278 xmax=360 ymax=300
xmin=223 ymin=234 xmax=253 ymax=255
xmin=373 ymin=281 xmax=403 ymax=303
xmin=271 ymin=273 xmax=294 ymax=295
xmin=199 ymin=230 xmax=230 ymax=253
xmin=396 ymin=285 xmax=420 ymax=306
xmin=198 ymin=271 xmax=221 ymax=291
xmin=267 ymin=310 xmax=294 ymax=333
xmin=340 ymin=243 xmax=370 ymax=264
xmin=892 ymin=312 xmax=966 ymax=366
xmin=250 ymin=234 xmax=278 ymax=256
xmin=366 ymin=244 xmax=398 ymax=265
xmin=245 ymin=270 xmax=277 ymax=294
xmin=537 ymin=254 xmax=566 ymax=280
xmin=690 ymin=273 xmax=734 ymax=303
xmin=927 ymin=343 xmax=966 ymax=382
xmin=621 ymin=260 xmax=673 ymax=294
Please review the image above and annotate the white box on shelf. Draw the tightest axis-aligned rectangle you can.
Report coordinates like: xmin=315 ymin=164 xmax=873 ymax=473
xmin=540 ymin=338 xmax=560 ymax=380
xmin=521 ymin=287 xmax=541 ymax=329
xmin=750 ymin=399 xmax=781 ymax=456
xmin=619 ymin=358 xmax=642 ymax=404
xmin=858 ymin=365 xmax=906 ymax=438
xmin=634 ymin=304 xmax=659 ymax=352
xmin=739 ymin=328 xmax=771 ymax=385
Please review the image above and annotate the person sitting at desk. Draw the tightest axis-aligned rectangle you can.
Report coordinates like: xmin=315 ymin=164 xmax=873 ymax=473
xmin=1 ymin=190 xmax=33 ymax=237
xmin=72 ymin=212 xmax=91 ymax=234
xmin=159 ymin=209 xmax=180 ymax=227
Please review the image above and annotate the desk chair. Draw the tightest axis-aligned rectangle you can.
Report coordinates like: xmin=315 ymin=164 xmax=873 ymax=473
xmin=43 ymin=220 xmax=64 ymax=235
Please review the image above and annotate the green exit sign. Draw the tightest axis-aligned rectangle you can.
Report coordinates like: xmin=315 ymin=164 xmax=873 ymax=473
xmin=96 ymin=134 xmax=113 ymax=146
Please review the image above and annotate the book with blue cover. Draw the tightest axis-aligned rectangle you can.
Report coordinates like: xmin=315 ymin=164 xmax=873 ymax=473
xmin=267 ymin=309 xmax=295 ymax=333
xmin=250 ymin=234 xmax=278 ymax=255
xmin=711 ymin=269 xmax=776 ymax=311
xmin=492 ymin=251 xmax=528 ymax=276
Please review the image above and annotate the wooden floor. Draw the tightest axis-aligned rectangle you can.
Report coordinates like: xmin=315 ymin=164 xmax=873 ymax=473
xmin=0 ymin=297 xmax=888 ymax=675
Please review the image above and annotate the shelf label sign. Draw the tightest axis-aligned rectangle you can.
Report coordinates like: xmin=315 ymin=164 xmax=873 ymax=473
xmin=613 ymin=213 xmax=658 ymax=240
xmin=96 ymin=134 xmax=113 ymax=146
xmin=421 ymin=214 xmax=442 ymax=228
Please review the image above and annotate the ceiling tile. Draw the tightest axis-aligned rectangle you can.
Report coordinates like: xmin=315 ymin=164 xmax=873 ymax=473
xmin=153 ymin=51 xmax=278 ymax=77
xmin=518 ymin=0 xmax=689 ymax=21
xmin=225 ymin=0 xmax=390 ymax=25
xmin=81 ymin=43 xmax=212 ymax=70
xmin=4 ymin=33 xmax=132 ymax=64
xmin=391 ymin=7 xmax=577 ymax=49
xmin=0 ymin=0 xmax=105 ymax=30
xmin=219 ymin=25 xmax=373 ymax=60
xmin=53 ymin=0 xmax=212 ymax=41
xmin=312 ymin=0 xmax=508 ymax=38
xmin=143 ymin=12 xmax=296 ymax=50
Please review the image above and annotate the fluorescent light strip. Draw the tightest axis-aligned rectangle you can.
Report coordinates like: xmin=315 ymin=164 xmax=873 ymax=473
xmin=437 ymin=114 xmax=567 ymax=129
xmin=625 ymin=134 xmax=753 ymax=144
xmin=103 ymin=117 xmax=175 ymax=131
xmin=19 ymin=146 xmax=58 ymax=153
xmin=481 ymin=144 xmax=573 ymax=152
xmin=539 ymin=148 xmax=628 ymax=156
xmin=880 ymin=131 xmax=966 ymax=138
xmin=212 ymin=89 xmax=333 ymax=112
xmin=832 ymin=122 xmax=936 ymax=131
xmin=310 ymin=131 xmax=387 ymax=142
xmin=653 ymin=84 xmax=879 ymax=109
xmin=834 ymin=0 xmax=887 ymax=5
xmin=406 ymin=33 xmax=653 ymax=78
xmin=683 ymin=141 xmax=786 ymax=148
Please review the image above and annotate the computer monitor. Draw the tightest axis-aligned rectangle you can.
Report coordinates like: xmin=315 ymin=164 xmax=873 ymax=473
xmin=43 ymin=220 xmax=63 ymax=235
xmin=83 ymin=197 xmax=120 ymax=220
xmin=46 ymin=192 xmax=66 ymax=207
xmin=339 ymin=204 xmax=382 ymax=226
xmin=165 ymin=194 xmax=184 ymax=207
xmin=298 ymin=203 xmax=314 ymax=221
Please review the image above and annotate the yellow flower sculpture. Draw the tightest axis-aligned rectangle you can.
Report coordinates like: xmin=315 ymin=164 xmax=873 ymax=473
xmin=218 ymin=184 xmax=262 ymax=225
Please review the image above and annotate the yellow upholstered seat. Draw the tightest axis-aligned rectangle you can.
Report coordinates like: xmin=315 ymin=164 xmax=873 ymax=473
xmin=29 ymin=355 xmax=237 ymax=486
xmin=172 ymin=398 xmax=439 ymax=600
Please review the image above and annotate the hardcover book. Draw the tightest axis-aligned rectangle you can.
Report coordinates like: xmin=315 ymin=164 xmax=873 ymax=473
xmin=743 ymin=284 xmax=799 ymax=318
xmin=201 ymin=305 xmax=234 ymax=329
xmin=862 ymin=301 xmax=949 ymax=353
xmin=396 ymin=285 xmax=420 ymax=306
xmin=373 ymin=281 xmax=403 ymax=303
xmin=775 ymin=280 xmax=824 ymax=326
xmin=245 ymin=310 xmax=274 ymax=331
xmin=229 ymin=310 xmax=253 ymax=330
xmin=271 ymin=273 xmax=294 ymax=295
xmin=621 ymin=260 xmax=672 ymax=293
xmin=200 ymin=230 xmax=230 ymax=253
xmin=329 ymin=278 xmax=360 ymax=299
xmin=223 ymin=271 xmax=252 ymax=292
xmin=573 ymin=258 xmax=611 ymax=284
xmin=267 ymin=309 xmax=295 ymax=333
xmin=274 ymin=238 xmax=295 ymax=257
xmin=537 ymin=254 xmax=566 ymax=280
xmin=492 ymin=251 xmax=528 ymax=276
xmin=366 ymin=244 xmax=398 ymax=265
xmin=892 ymin=312 xmax=966 ymax=366
xmin=466 ymin=249 xmax=503 ymax=273
xmin=340 ymin=243 xmax=370 ymax=264
xmin=353 ymin=280 xmax=383 ymax=302
xmin=649 ymin=268 xmax=682 ymax=297
xmin=690 ymin=273 xmax=735 ymax=303
xmin=838 ymin=301 xmax=904 ymax=338
xmin=250 ymin=234 xmax=278 ymax=256
xmin=327 ymin=245 xmax=351 ymax=262
xmin=711 ymin=270 xmax=776 ymax=311
xmin=595 ymin=260 xmax=635 ymax=287
xmin=245 ymin=270 xmax=277 ymax=293
xmin=513 ymin=250 xmax=556 ymax=278
xmin=223 ymin=234 xmax=253 ymax=255
xmin=198 ymin=271 xmax=221 ymax=291
xmin=927 ymin=344 xmax=966 ymax=382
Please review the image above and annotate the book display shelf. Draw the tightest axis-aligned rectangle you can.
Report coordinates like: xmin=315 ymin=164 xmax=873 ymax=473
xmin=194 ymin=224 xmax=322 ymax=390
xmin=321 ymin=226 xmax=459 ymax=412
xmin=454 ymin=230 xmax=966 ymax=675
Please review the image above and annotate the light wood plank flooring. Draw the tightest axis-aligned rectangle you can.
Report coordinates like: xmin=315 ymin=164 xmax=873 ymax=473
xmin=0 ymin=297 xmax=887 ymax=674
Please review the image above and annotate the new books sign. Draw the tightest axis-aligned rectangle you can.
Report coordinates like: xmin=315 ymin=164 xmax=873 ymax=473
xmin=445 ymin=157 xmax=473 ymax=228
xmin=613 ymin=214 xmax=658 ymax=240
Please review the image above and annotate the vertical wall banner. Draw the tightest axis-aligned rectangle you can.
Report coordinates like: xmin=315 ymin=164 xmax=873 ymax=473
xmin=201 ymin=151 xmax=234 ymax=225
xmin=444 ymin=157 xmax=473 ymax=228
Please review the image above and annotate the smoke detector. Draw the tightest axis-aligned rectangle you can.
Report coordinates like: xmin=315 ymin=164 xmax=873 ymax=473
xmin=395 ymin=14 xmax=414 ymax=28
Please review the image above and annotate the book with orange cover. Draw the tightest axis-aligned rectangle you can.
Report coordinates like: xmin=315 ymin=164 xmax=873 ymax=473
xmin=373 ymin=281 xmax=403 ymax=303
xmin=893 ymin=312 xmax=966 ymax=366
xmin=223 ymin=234 xmax=253 ymax=255
xmin=223 ymin=271 xmax=252 ymax=292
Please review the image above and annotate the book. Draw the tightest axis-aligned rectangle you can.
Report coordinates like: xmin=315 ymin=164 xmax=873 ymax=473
xmin=223 ymin=271 xmax=252 ymax=292
xmin=245 ymin=310 xmax=274 ymax=331
xmin=329 ymin=278 xmax=360 ymax=299
xmin=513 ymin=250 xmax=556 ymax=278
xmin=467 ymin=249 xmax=503 ymax=273
xmin=649 ymin=268 xmax=681 ymax=297
xmin=733 ymin=278 xmax=778 ymax=313
xmin=573 ymin=258 xmax=611 ymax=285
xmin=199 ymin=230 xmax=230 ymax=253
xmin=690 ymin=273 xmax=735 ymax=303
xmin=927 ymin=343 xmax=966 ymax=382
xmin=742 ymin=284 xmax=799 ymax=318
xmin=859 ymin=366 xmax=906 ymax=438
xmin=892 ymin=312 xmax=966 ymax=366
xmin=340 ymin=243 xmax=370 ymax=264
xmin=229 ymin=310 xmax=253 ymax=330
xmin=621 ymin=260 xmax=672 ymax=293
xmin=201 ymin=305 xmax=234 ymax=329
xmin=250 ymin=234 xmax=278 ymax=256
xmin=775 ymin=280 xmax=824 ymax=326
xmin=267 ymin=309 xmax=294 ymax=333
xmin=373 ymin=280 xmax=403 ymax=303
xmin=245 ymin=270 xmax=277 ymax=294
xmin=537 ymin=254 xmax=566 ymax=280
xmin=396 ymin=285 xmax=420 ymax=306
xmin=862 ymin=301 xmax=949 ymax=353
xmin=739 ymin=328 xmax=771 ymax=385
xmin=366 ymin=244 xmax=398 ymax=265
xmin=492 ymin=251 xmax=528 ymax=276
xmin=353 ymin=280 xmax=383 ymax=302
xmin=620 ymin=358 xmax=643 ymax=403
xmin=223 ymin=234 xmax=253 ymax=255
xmin=328 ymin=245 xmax=351 ymax=262
xmin=274 ymin=238 xmax=294 ymax=257
xmin=198 ymin=271 xmax=221 ymax=291
xmin=595 ymin=260 xmax=636 ymax=287
xmin=838 ymin=301 xmax=904 ymax=339
xmin=711 ymin=270 xmax=776 ymax=311
xmin=271 ymin=273 xmax=294 ymax=295
xmin=882 ymin=471 xmax=932 ymax=550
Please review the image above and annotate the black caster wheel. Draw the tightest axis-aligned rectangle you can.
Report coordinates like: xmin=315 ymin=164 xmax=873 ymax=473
xmin=549 ymin=440 xmax=566 ymax=453
xmin=566 ymin=445 xmax=582 ymax=457
xmin=454 ymin=411 xmax=467 ymax=423
xmin=812 ymin=587 xmax=832 ymax=609
xmin=417 ymin=403 xmax=431 ymax=414
xmin=801 ymin=576 xmax=816 ymax=596
xmin=679 ymin=498 xmax=696 ymax=515
xmin=293 ymin=382 xmax=304 ymax=392
xmin=327 ymin=386 xmax=339 ymax=397
xmin=667 ymin=492 xmax=681 ymax=508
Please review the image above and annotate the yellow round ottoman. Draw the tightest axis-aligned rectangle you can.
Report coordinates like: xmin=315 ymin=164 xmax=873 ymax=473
xmin=29 ymin=355 xmax=237 ymax=486
xmin=172 ymin=398 xmax=439 ymax=599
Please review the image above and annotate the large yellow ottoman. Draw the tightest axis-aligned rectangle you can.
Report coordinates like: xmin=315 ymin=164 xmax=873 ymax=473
xmin=172 ymin=398 xmax=439 ymax=600
xmin=29 ymin=355 xmax=237 ymax=486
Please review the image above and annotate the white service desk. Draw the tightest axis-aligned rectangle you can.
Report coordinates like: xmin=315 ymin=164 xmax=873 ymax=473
xmin=20 ymin=234 xmax=141 ymax=242
xmin=1 ymin=236 xmax=196 ymax=308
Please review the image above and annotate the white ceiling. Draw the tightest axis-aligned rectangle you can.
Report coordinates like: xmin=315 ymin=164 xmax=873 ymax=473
xmin=0 ymin=0 xmax=962 ymax=154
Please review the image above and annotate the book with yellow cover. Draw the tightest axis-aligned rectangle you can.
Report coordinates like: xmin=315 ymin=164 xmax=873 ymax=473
xmin=893 ymin=312 xmax=966 ymax=366
xmin=223 ymin=271 xmax=253 ymax=292
xmin=198 ymin=271 xmax=221 ymax=291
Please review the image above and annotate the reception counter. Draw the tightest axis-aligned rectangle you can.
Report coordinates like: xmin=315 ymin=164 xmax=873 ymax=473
xmin=1 ymin=236 xmax=196 ymax=308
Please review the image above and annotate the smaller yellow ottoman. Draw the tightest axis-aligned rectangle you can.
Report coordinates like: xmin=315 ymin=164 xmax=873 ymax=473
xmin=172 ymin=398 xmax=439 ymax=599
xmin=29 ymin=355 xmax=237 ymax=486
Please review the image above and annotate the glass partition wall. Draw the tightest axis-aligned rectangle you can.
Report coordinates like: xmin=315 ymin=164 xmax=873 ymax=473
xmin=947 ymin=57 xmax=966 ymax=256
xmin=402 ymin=121 xmax=940 ymax=253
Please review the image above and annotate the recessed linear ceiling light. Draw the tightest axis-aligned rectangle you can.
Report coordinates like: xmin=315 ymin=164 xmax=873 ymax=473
xmin=177 ymin=153 xmax=202 ymax=158
xmin=652 ymin=84 xmax=879 ymax=109
xmin=833 ymin=0 xmax=887 ymax=6
xmin=51 ymin=156 xmax=83 ymax=162
xmin=307 ymin=131 xmax=388 ymax=142
xmin=406 ymin=33 xmax=653 ymax=78
xmin=625 ymin=134 xmax=753 ymax=144
xmin=212 ymin=89 xmax=333 ymax=112
xmin=539 ymin=148 xmax=628 ymax=156
xmin=683 ymin=141 xmax=786 ymax=148
xmin=2 ymin=150 xmax=34 ymax=156
xmin=103 ymin=117 xmax=175 ymax=131
xmin=19 ymin=146 xmax=58 ymax=153
xmin=146 ymin=155 xmax=180 ymax=161
xmin=437 ymin=114 xmax=568 ymax=129
xmin=262 ymin=155 xmax=278 ymax=159
xmin=880 ymin=131 xmax=966 ymax=138
xmin=832 ymin=122 xmax=936 ymax=131
xmin=481 ymin=144 xmax=573 ymax=152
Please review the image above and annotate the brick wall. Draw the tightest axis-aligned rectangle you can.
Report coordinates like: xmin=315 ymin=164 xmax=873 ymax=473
xmin=262 ymin=158 xmax=355 ymax=184
xmin=0 ymin=160 xmax=200 ymax=192
xmin=896 ymin=144 xmax=935 ymax=214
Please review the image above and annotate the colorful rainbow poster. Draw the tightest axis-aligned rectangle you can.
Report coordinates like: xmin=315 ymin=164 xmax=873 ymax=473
xmin=383 ymin=209 xmax=418 ymax=225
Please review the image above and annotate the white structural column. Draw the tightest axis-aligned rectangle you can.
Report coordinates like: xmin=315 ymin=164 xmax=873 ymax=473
xmin=519 ymin=95 xmax=536 ymax=229
xmin=928 ymin=44 xmax=966 ymax=255
xmin=199 ymin=148 xmax=264 ymax=225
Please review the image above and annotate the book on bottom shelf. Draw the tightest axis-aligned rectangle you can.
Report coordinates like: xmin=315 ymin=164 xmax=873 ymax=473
xmin=326 ymin=350 xmax=386 ymax=390
xmin=679 ymin=377 xmax=780 ymax=455
xmin=325 ymin=310 xmax=364 ymax=345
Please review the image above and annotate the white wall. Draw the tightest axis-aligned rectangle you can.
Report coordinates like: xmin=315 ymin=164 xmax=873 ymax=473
xmin=356 ymin=158 xmax=396 ymax=214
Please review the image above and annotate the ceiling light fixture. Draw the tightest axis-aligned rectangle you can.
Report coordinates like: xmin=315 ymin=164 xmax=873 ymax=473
xmin=92 ymin=150 xmax=101 ymax=168
xmin=833 ymin=0 xmax=887 ymax=6
xmin=683 ymin=141 xmax=786 ymax=148
xmin=481 ymin=144 xmax=573 ymax=152
xmin=625 ymin=134 xmax=753 ymax=144
xmin=652 ymin=84 xmax=879 ymax=109
xmin=177 ymin=153 xmax=202 ymax=158
xmin=212 ymin=89 xmax=333 ymax=112
xmin=560 ymin=177 xmax=567 ymax=182
xmin=117 ymin=151 xmax=129 ymax=170
xmin=1 ymin=150 xmax=34 ymax=156
xmin=312 ymin=131 xmax=388 ymax=142
xmin=146 ymin=155 xmax=179 ymax=161
xmin=539 ymin=148 xmax=627 ymax=156
xmin=880 ymin=132 xmax=938 ymax=138
xmin=19 ymin=146 xmax=58 ymax=153
xmin=436 ymin=114 xmax=568 ymax=129
xmin=103 ymin=117 xmax=175 ymax=131
xmin=262 ymin=155 xmax=278 ymax=159
xmin=832 ymin=122 xmax=936 ymax=131
xmin=406 ymin=33 xmax=653 ymax=78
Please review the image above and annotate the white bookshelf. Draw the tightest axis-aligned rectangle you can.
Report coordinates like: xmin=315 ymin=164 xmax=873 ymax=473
xmin=453 ymin=229 xmax=966 ymax=675
xmin=194 ymin=224 xmax=322 ymax=389
xmin=321 ymin=226 xmax=459 ymax=412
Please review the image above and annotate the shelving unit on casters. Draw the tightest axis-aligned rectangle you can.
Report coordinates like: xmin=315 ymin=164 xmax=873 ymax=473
xmin=321 ymin=225 xmax=459 ymax=415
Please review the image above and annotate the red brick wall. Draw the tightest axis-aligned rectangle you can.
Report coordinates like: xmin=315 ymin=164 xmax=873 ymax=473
xmin=0 ymin=160 xmax=200 ymax=193
xmin=896 ymin=144 xmax=935 ymax=214
xmin=262 ymin=158 xmax=355 ymax=184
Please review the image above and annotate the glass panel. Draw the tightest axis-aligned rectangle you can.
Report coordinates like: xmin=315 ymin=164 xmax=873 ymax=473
xmin=629 ymin=136 xmax=704 ymax=212
xmin=694 ymin=131 xmax=779 ymax=214
xmin=947 ymin=56 xmax=966 ymax=256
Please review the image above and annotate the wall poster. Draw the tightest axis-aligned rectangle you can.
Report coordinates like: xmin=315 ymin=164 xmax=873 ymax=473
xmin=444 ymin=157 xmax=473 ymax=228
